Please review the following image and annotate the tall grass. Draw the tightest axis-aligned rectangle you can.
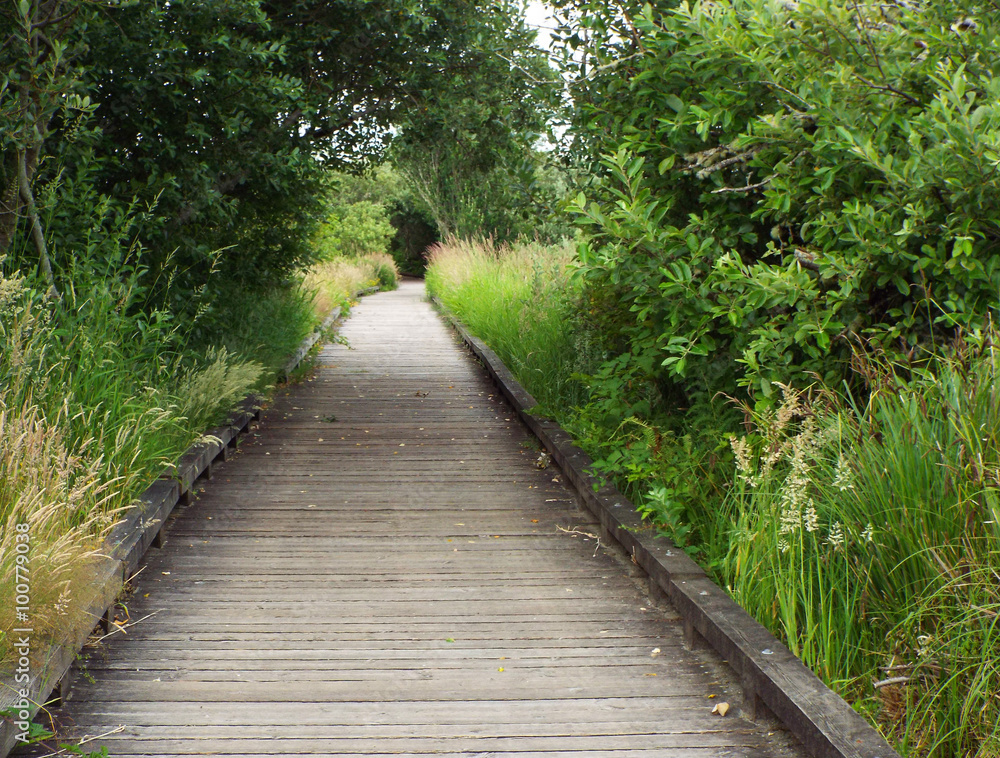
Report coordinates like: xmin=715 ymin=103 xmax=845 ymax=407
xmin=193 ymin=281 xmax=317 ymax=385
xmin=0 ymin=401 xmax=111 ymax=655
xmin=304 ymin=253 xmax=399 ymax=321
xmin=0 ymin=262 xmax=276 ymax=661
xmin=0 ymin=245 xmax=390 ymax=664
xmin=706 ymin=352 xmax=1000 ymax=756
xmin=426 ymin=237 xmax=589 ymax=412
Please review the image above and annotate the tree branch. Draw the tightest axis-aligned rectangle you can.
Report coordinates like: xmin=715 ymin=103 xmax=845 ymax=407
xmin=711 ymin=176 xmax=772 ymax=194
xmin=853 ymin=71 xmax=921 ymax=106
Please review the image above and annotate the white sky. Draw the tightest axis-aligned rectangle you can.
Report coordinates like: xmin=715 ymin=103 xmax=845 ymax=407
xmin=524 ymin=1 xmax=557 ymax=51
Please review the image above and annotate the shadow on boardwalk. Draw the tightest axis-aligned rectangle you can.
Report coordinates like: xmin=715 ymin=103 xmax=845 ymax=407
xmin=18 ymin=281 xmax=806 ymax=758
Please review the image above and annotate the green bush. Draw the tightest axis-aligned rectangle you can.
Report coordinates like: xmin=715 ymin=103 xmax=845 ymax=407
xmin=425 ymin=237 xmax=735 ymax=551
xmin=570 ymin=0 xmax=1000 ymax=402
xmin=314 ymin=199 xmax=395 ymax=261
xmin=372 ymin=261 xmax=398 ymax=291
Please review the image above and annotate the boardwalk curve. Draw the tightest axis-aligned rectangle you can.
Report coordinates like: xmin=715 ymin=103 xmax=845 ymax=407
xmin=23 ymin=281 xmax=805 ymax=758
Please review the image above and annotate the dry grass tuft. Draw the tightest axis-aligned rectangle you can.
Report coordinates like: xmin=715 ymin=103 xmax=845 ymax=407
xmin=0 ymin=401 xmax=114 ymax=662
xmin=303 ymin=254 xmax=400 ymax=320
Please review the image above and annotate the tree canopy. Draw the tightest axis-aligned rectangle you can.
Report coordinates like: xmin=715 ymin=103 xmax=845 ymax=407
xmin=0 ymin=0 xmax=555 ymax=299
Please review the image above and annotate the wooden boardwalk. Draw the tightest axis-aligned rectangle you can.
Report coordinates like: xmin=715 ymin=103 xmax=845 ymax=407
xmin=26 ymin=281 xmax=805 ymax=758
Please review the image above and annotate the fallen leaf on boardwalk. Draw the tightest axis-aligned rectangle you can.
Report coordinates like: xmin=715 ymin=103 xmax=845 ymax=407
xmin=651 ymin=648 xmax=661 ymax=657
xmin=531 ymin=519 xmax=539 ymax=523
xmin=445 ymin=638 xmax=455 ymax=643
xmin=711 ymin=702 xmax=730 ymax=717
xmin=644 ymin=673 xmax=657 ymax=677
xmin=498 ymin=667 xmax=505 ymax=672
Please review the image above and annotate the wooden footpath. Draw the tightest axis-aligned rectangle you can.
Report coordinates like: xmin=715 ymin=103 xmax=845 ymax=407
xmin=20 ymin=281 xmax=806 ymax=758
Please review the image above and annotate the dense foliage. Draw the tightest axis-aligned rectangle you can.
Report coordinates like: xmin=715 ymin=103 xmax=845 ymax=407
xmin=557 ymin=0 xmax=1000 ymax=405
xmin=6 ymin=0 xmax=1000 ymax=754
xmin=1 ymin=0 xmax=549 ymax=292
xmin=390 ymin=9 xmax=568 ymax=242
xmin=433 ymin=3 xmax=1000 ymax=755
xmin=313 ymin=171 xmax=398 ymax=261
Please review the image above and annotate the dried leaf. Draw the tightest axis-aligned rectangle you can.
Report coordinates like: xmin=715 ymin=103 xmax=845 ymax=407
xmin=711 ymin=702 xmax=730 ymax=717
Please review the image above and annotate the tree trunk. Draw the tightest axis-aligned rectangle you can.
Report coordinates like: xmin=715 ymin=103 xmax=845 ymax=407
xmin=17 ymin=148 xmax=58 ymax=297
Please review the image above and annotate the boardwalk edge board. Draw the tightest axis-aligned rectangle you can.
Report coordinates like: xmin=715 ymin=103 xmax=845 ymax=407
xmin=0 ymin=291 xmax=367 ymax=757
xmin=438 ymin=304 xmax=901 ymax=758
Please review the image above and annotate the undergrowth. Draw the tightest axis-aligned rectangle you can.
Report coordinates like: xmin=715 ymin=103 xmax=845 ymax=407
xmin=304 ymin=253 xmax=399 ymax=322
xmin=721 ymin=354 xmax=1000 ymax=756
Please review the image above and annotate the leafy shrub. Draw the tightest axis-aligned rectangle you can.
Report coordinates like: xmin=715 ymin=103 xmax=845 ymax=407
xmin=314 ymin=199 xmax=395 ymax=261
xmin=367 ymin=255 xmax=400 ymax=291
xmin=570 ymin=0 xmax=1000 ymax=402
xmin=426 ymin=237 xmax=734 ymax=551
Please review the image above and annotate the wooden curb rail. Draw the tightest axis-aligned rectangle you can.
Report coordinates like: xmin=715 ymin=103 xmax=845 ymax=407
xmin=440 ymin=308 xmax=902 ymax=758
xmin=0 ymin=294 xmax=360 ymax=756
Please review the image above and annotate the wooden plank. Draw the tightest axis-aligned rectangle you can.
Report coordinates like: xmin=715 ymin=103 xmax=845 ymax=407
xmin=30 ymin=736 xmax=759 ymax=753
xmin=49 ymin=721 xmax=749 ymax=741
xmin=56 ymin=751 xmax=766 ymax=758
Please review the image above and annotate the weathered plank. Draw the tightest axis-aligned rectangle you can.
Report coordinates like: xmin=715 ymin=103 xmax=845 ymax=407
xmin=13 ymin=282 xmax=804 ymax=758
